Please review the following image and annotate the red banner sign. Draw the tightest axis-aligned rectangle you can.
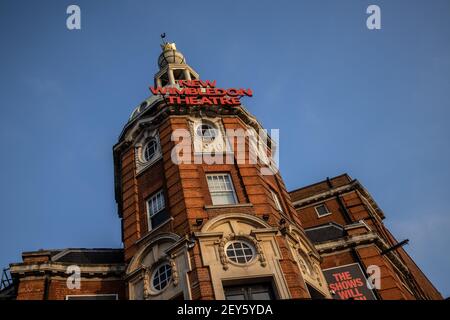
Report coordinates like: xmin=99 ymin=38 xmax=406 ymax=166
xmin=323 ymin=263 xmax=377 ymax=300
xmin=149 ymin=80 xmax=252 ymax=106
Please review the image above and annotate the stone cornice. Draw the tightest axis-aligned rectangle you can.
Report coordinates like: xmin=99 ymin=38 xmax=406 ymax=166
xmin=292 ymin=181 xmax=359 ymax=207
xmin=115 ymin=101 xmax=269 ymax=154
xmin=9 ymin=262 xmax=125 ymax=278
xmin=204 ymin=203 xmax=253 ymax=210
xmin=291 ymin=180 xmax=385 ymax=220
xmin=316 ymin=232 xmax=409 ymax=274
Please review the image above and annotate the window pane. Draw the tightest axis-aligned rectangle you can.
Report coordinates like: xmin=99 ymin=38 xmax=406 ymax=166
xmin=207 ymin=174 xmax=237 ymax=205
xmin=151 ymin=210 xmax=170 ymax=229
xmin=66 ymin=295 xmax=117 ymax=300
xmin=226 ymin=293 xmax=246 ymax=300
xmin=148 ymin=190 xmax=165 ymax=217
xmin=207 ymin=174 xmax=232 ymax=191
xmin=211 ymin=192 xmax=235 ymax=205
xmin=152 ymin=263 xmax=172 ymax=292
xmin=244 ymin=248 xmax=253 ymax=256
xmin=316 ymin=204 xmax=330 ymax=216
xmin=271 ymin=190 xmax=283 ymax=212
xmin=197 ymin=124 xmax=217 ymax=144
xmin=144 ymin=139 xmax=158 ymax=162
xmin=236 ymin=256 xmax=246 ymax=263
xmin=251 ymin=291 xmax=272 ymax=300
xmin=224 ymin=282 xmax=275 ymax=301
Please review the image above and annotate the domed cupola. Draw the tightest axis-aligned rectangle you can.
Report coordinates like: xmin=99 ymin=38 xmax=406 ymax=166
xmin=128 ymin=40 xmax=201 ymax=123
xmin=158 ymin=42 xmax=186 ymax=68
xmin=153 ymin=41 xmax=199 ymax=87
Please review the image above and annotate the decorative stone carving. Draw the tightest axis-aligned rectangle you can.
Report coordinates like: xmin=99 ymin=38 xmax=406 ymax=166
xmin=134 ymin=129 xmax=162 ymax=175
xmin=216 ymin=236 xmax=229 ymax=270
xmin=142 ymin=265 xmax=151 ymax=299
xmin=215 ymin=232 xmax=266 ymax=270
xmin=248 ymin=234 xmax=267 ymax=267
xmin=188 ymin=117 xmax=229 ymax=154
xmin=314 ymin=264 xmax=323 ymax=287
xmin=298 ymin=257 xmax=308 ymax=274
xmin=169 ymin=256 xmax=179 ymax=286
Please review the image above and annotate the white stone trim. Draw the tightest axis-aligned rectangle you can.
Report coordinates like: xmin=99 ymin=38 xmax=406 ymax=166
xmin=134 ymin=129 xmax=162 ymax=175
xmin=188 ymin=117 xmax=232 ymax=155
xmin=195 ymin=213 xmax=291 ymax=300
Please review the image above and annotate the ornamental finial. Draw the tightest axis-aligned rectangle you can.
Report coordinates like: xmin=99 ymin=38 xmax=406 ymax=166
xmin=161 ymin=42 xmax=177 ymax=51
xmin=160 ymin=33 xmax=177 ymax=51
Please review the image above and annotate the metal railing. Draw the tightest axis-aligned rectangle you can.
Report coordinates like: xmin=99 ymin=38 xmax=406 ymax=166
xmin=0 ymin=268 xmax=12 ymax=291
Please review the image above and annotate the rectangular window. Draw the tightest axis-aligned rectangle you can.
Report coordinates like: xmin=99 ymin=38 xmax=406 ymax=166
xmin=206 ymin=173 xmax=237 ymax=205
xmin=315 ymin=203 xmax=331 ymax=218
xmin=66 ymin=294 xmax=118 ymax=300
xmin=147 ymin=190 xmax=170 ymax=230
xmin=224 ymin=282 xmax=275 ymax=300
xmin=270 ymin=190 xmax=283 ymax=212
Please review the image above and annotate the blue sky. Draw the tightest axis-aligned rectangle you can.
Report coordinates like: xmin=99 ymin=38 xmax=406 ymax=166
xmin=0 ymin=0 xmax=449 ymax=297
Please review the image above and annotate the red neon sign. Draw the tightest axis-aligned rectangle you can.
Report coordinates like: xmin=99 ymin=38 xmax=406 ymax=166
xmin=149 ymin=80 xmax=252 ymax=106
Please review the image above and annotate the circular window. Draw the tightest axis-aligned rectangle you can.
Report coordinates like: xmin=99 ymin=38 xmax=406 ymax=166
xmin=225 ymin=240 xmax=255 ymax=264
xmin=196 ymin=124 xmax=217 ymax=143
xmin=143 ymin=139 xmax=158 ymax=162
xmin=152 ymin=263 xmax=172 ymax=292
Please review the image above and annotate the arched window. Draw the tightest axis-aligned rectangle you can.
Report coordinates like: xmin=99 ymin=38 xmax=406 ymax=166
xmin=196 ymin=123 xmax=217 ymax=143
xmin=143 ymin=138 xmax=158 ymax=162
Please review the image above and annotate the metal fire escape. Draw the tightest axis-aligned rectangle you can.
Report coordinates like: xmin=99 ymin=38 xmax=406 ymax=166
xmin=0 ymin=268 xmax=15 ymax=299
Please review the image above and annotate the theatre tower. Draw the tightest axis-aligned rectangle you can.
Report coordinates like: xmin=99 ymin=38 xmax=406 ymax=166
xmin=113 ymin=42 xmax=331 ymax=300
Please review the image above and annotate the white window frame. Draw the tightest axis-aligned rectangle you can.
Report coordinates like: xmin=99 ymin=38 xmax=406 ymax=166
xmin=206 ymin=173 xmax=238 ymax=206
xmin=151 ymin=262 xmax=173 ymax=293
xmin=270 ymin=190 xmax=283 ymax=212
xmin=142 ymin=138 xmax=158 ymax=163
xmin=196 ymin=123 xmax=218 ymax=143
xmin=190 ymin=118 xmax=231 ymax=155
xmin=146 ymin=190 xmax=166 ymax=230
xmin=225 ymin=240 xmax=256 ymax=264
xmin=314 ymin=203 xmax=332 ymax=218
xmin=135 ymin=130 xmax=162 ymax=175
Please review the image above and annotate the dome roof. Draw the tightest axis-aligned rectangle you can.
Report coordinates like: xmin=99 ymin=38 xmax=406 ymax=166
xmin=129 ymin=95 xmax=161 ymax=121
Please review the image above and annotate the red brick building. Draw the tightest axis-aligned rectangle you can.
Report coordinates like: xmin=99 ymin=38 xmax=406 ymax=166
xmin=0 ymin=43 xmax=442 ymax=300
xmin=290 ymin=174 xmax=442 ymax=300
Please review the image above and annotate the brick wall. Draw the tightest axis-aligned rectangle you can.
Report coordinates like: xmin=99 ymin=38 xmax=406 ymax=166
xmin=16 ymin=276 xmax=125 ymax=300
xmin=116 ymin=114 xmax=315 ymax=299
xmin=292 ymin=175 xmax=443 ymax=300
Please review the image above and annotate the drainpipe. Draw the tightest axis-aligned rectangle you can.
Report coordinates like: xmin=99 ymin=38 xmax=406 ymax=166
xmin=350 ymin=248 xmax=382 ymax=300
xmin=326 ymin=177 xmax=352 ymax=224
xmin=327 ymin=177 xmax=382 ymax=299
xmin=43 ymin=275 xmax=50 ymax=300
